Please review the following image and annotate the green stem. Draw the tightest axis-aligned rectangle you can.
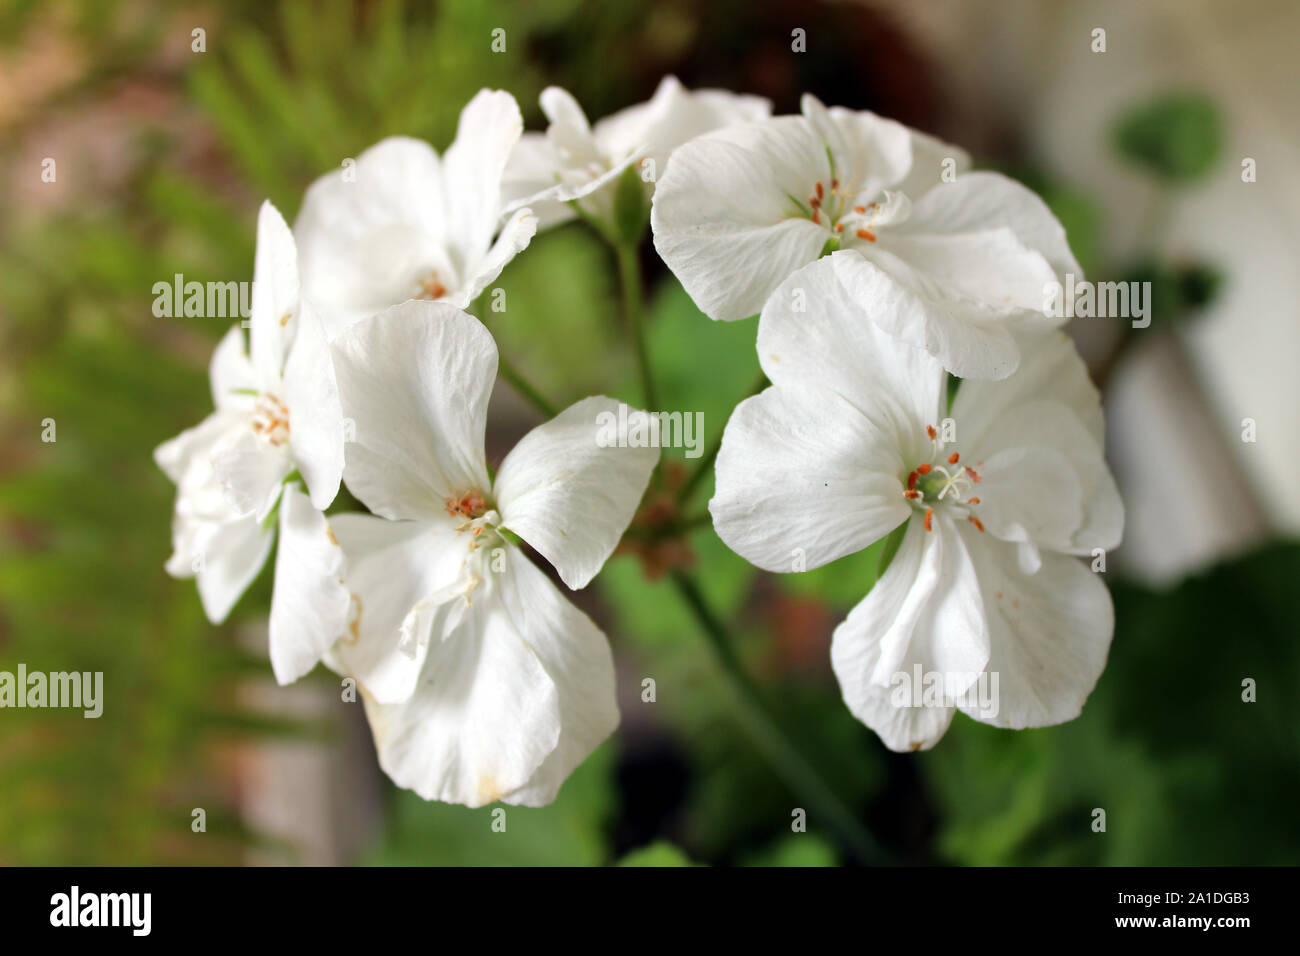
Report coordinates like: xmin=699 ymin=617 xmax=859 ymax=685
xmin=668 ymin=570 xmax=885 ymax=864
xmin=616 ymin=243 xmax=657 ymax=413
xmin=677 ymin=370 xmax=767 ymax=506
xmin=497 ymin=354 xmax=558 ymax=419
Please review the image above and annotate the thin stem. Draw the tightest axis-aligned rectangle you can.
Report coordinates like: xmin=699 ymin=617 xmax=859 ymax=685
xmin=497 ymin=354 xmax=558 ymax=419
xmin=668 ymin=569 xmax=885 ymax=864
xmin=616 ymin=243 xmax=658 ymax=413
xmin=676 ymin=370 xmax=767 ymax=506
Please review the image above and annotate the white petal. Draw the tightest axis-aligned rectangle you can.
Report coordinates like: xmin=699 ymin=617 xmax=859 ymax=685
xmin=208 ymin=426 xmax=291 ymax=521
xmin=209 ymin=325 xmax=257 ymax=411
xmin=651 ymin=116 xmax=830 ymax=321
xmin=832 ymin=248 xmax=1021 ymax=380
xmin=282 ymin=302 xmax=344 ymax=510
xmin=598 ymin=75 xmax=771 ymax=163
xmin=294 ymin=136 xmax=450 ymax=338
xmin=894 ymin=128 xmax=971 ymax=199
xmin=453 ymin=207 xmax=537 ymax=308
xmin=495 ymin=396 xmax=657 ymax=590
xmin=500 ymin=132 xmax=578 ymax=229
xmin=877 ymin=228 xmax=1061 ymax=320
xmin=330 ymin=513 xmax=472 ymax=704
xmin=952 ymin=331 xmax=1123 ymax=553
xmin=957 ymin=530 xmax=1113 ymax=729
xmin=249 ymin=201 xmax=300 ymax=386
xmin=966 ymin=440 xmax=1084 ymax=555
xmin=486 ymin=551 xmax=620 ymax=806
xmin=330 ymin=301 xmax=494 ymax=520
xmin=268 ymin=484 xmax=350 ymax=684
xmin=155 ymin=408 xmax=243 ymax=491
xmin=191 ymin=512 xmax=274 ymax=625
xmin=759 ymin=256 xmax=946 ymax=439
xmin=831 ymin=513 xmax=989 ymax=724
xmin=801 ymin=96 xmax=913 ymax=201
xmin=901 ymin=170 xmax=1081 ymax=281
xmin=710 ymin=384 xmax=911 ymax=574
xmin=443 ymin=89 xmax=524 ymax=266
xmin=539 ymin=86 xmax=599 ymax=163
xmin=361 ymin=560 xmax=562 ymax=807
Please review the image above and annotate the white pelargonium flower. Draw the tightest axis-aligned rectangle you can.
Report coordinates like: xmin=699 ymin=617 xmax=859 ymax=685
xmin=502 ymin=75 xmax=770 ymax=230
xmin=652 ymin=94 xmax=1080 ymax=380
xmin=709 ymin=259 xmax=1123 ymax=751
xmin=154 ymin=201 xmax=346 ymax=677
xmin=294 ymin=89 xmax=538 ymax=339
xmin=309 ymin=300 xmax=656 ymax=807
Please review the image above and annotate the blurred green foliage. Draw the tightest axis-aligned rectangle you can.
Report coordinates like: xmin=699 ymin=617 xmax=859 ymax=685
xmin=1113 ymin=92 xmax=1222 ymax=184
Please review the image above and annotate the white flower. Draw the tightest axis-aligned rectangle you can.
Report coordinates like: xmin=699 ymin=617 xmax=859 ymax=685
xmin=502 ymin=75 xmax=770 ymax=230
xmin=651 ymin=94 xmax=1080 ymax=379
xmin=708 ymin=259 xmax=1123 ymax=751
xmin=294 ymin=89 xmax=538 ymax=339
xmin=317 ymin=300 xmax=656 ymax=806
xmin=154 ymin=201 xmax=345 ymax=644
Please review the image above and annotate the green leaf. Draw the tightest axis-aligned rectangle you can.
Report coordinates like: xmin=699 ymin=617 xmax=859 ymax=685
xmin=1112 ymin=92 xmax=1222 ymax=183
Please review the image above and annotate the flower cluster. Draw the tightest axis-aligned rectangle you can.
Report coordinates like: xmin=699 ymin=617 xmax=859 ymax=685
xmin=157 ymin=79 xmax=1123 ymax=805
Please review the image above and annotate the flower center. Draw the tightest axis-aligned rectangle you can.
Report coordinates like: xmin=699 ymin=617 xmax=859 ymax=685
xmin=445 ymin=490 xmax=502 ymax=551
xmin=415 ymin=270 xmax=449 ymax=301
xmin=902 ymin=424 xmax=984 ymax=533
xmin=799 ymin=173 xmax=911 ymax=247
xmin=251 ymin=393 xmax=290 ymax=446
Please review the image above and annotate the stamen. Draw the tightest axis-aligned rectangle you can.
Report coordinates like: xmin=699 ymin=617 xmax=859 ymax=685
xmin=968 ymin=497 xmax=980 ymax=505
xmin=904 ymin=489 xmax=921 ymax=500
xmin=417 ymin=272 xmax=448 ymax=300
xmin=968 ymin=516 xmax=985 ymax=533
xmin=812 ymin=210 xmax=820 ymax=224
xmin=907 ymin=470 xmax=918 ymax=490
xmin=854 ymin=205 xmax=866 ymax=214
xmin=948 ymin=452 xmax=960 ymax=464
xmin=856 ymin=228 xmax=876 ymax=242
xmin=917 ymin=463 xmax=932 ymax=475
xmin=924 ymin=508 xmax=933 ymax=532
xmin=926 ymin=425 xmax=937 ymax=441
xmin=965 ymin=466 xmax=982 ymax=483
xmin=445 ymin=491 xmax=487 ymax=519
xmin=815 ymin=182 xmax=824 ymax=201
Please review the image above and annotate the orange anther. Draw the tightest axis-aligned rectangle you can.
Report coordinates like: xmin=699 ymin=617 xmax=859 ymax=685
xmin=948 ymin=452 xmax=960 ymax=464
xmin=926 ymin=425 xmax=937 ymax=440
xmin=816 ymin=182 xmax=824 ymax=200
xmin=924 ymin=508 xmax=933 ymax=532
xmin=968 ymin=497 xmax=980 ymax=505
xmin=856 ymin=229 xmax=876 ymax=242
xmin=965 ymin=467 xmax=982 ymax=483
xmin=968 ymin=516 xmax=985 ymax=532
xmin=907 ymin=470 xmax=918 ymax=489
xmin=854 ymin=205 xmax=866 ymax=214
xmin=917 ymin=463 xmax=932 ymax=475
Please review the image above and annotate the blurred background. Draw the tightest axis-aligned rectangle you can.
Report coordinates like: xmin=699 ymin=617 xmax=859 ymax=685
xmin=1 ymin=0 xmax=1297 ymax=865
